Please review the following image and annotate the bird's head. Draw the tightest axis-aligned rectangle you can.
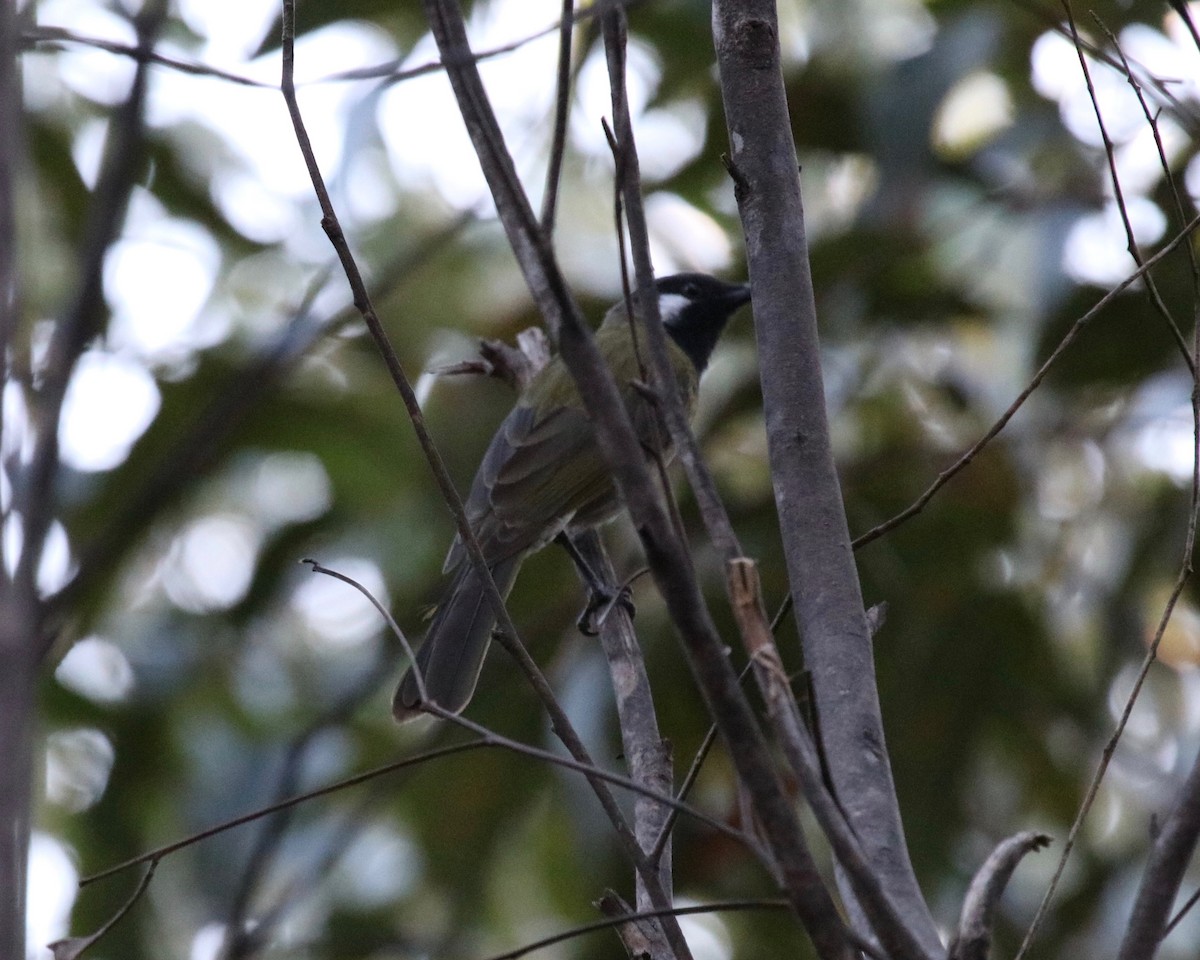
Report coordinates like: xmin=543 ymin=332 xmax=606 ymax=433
xmin=653 ymin=272 xmax=752 ymax=372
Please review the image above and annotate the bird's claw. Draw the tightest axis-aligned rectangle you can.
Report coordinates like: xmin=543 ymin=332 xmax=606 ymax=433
xmin=577 ymin=586 xmax=636 ymax=636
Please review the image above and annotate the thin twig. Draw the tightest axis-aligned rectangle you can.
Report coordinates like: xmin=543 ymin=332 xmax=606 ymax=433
xmin=1165 ymin=884 xmax=1200 ymax=936
xmin=78 ymin=741 xmax=491 ymax=886
xmin=283 ymin=7 xmax=692 ymax=938
xmin=1016 ymin=85 xmax=1200 ymax=960
xmin=422 ymin=705 xmax=752 ymax=849
xmin=23 ymin=14 xmax=588 ymax=92
xmin=1063 ymin=2 xmax=1192 ymax=374
xmin=16 ymin=0 xmax=166 ymax=607
xmin=303 ymin=559 xmax=423 ymax=699
xmin=600 ymin=114 xmax=690 ymax=551
xmin=481 ymin=898 xmax=790 ymax=960
xmin=539 ymin=0 xmax=576 ymax=233
xmin=51 ymin=860 xmax=159 ymax=960
xmin=23 ymin=25 xmax=268 ymax=86
xmin=1006 ymin=0 xmax=1200 ymax=139
xmin=1092 ymin=17 xmax=1200 ymax=296
xmin=726 ymin=558 xmax=935 ymax=960
xmin=0 ymin=0 xmax=20 ymax=468
xmin=853 ymin=212 xmax=1200 ymax=552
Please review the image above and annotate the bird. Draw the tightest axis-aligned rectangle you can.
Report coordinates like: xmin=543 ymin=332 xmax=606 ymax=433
xmin=393 ymin=272 xmax=752 ymax=722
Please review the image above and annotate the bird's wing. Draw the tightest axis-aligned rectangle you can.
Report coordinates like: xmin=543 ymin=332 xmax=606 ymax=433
xmin=444 ymin=403 xmax=612 ymax=571
xmin=488 ymin=403 xmax=613 ymax=528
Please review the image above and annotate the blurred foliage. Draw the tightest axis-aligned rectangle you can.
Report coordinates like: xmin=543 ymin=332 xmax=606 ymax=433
xmin=19 ymin=0 xmax=1200 ymax=958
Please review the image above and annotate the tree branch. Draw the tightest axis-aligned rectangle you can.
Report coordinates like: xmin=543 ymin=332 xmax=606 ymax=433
xmin=484 ymin=898 xmax=791 ymax=960
xmin=420 ymin=1 xmax=869 ymax=954
xmin=1062 ymin=1 xmax=1192 ymax=375
xmin=852 ymin=212 xmax=1200 ymax=553
xmin=1116 ymin=729 xmax=1200 ymax=958
xmin=573 ymin=531 xmax=675 ymax=958
xmin=16 ymin=0 xmax=167 ymax=602
xmin=282 ymin=9 xmax=692 ymax=953
xmin=43 ymin=215 xmax=470 ymax=654
xmin=948 ymin=831 xmax=1051 ymax=960
xmin=711 ymin=4 xmax=942 ymax=957
xmin=539 ymin=0 xmax=577 ymax=234
xmin=0 ymin=0 xmax=30 ymax=953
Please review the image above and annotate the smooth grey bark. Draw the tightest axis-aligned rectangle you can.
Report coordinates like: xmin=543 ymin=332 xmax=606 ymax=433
xmin=0 ymin=609 xmax=34 ymax=960
xmin=1116 ymin=749 xmax=1200 ymax=960
xmin=1 ymin=2 xmax=31 ymax=957
xmin=949 ymin=831 xmax=1051 ymax=960
xmin=577 ymin=530 xmax=674 ymax=960
xmin=711 ymin=3 xmax=943 ymax=956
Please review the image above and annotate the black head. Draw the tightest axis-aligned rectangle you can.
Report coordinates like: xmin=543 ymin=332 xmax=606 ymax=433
xmin=653 ymin=272 xmax=752 ymax=372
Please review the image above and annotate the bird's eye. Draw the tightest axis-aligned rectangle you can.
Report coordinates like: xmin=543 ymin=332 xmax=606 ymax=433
xmin=682 ymin=282 xmax=700 ymax=299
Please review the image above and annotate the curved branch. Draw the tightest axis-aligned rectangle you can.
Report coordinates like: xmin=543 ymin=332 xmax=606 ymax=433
xmin=949 ymin=832 xmax=1051 ymax=960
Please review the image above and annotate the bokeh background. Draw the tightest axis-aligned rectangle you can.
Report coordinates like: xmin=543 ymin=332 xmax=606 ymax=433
xmin=18 ymin=0 xmax=1200 ymax=957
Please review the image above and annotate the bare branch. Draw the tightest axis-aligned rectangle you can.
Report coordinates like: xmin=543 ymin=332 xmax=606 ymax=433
xmin=599 ymin=890 xmax=666 ymax=959
xmin=51 ymin=860 xmax=159 ymax=960
xmin=281 ymin=11 xmax=694 ymax=949
xmin=22 ymin=15 xmax=583 ymax=92
xmin=1062 ymin=1 xmax=1193 ymax=374
xmin=78 ymin=740 xmax=492 ymax=887
xmin=421 ymin=706 xmax=753 ymax=850
xmin=1166 ymin=884 xmax=1200 ymax=937
xmin=852 ymin=212 xmax=1200 ymax=553
xmin=539 ymin=0 xmax=577 ymax=233
xmin=484 ymin=897 xmax=791 ymax=960
xmin=711 ymin=4 xmax=942 ymax=955
xmin=1092 ymin=17 xmax=1200 ymax=295
xmin=948 ymin=832 xmax=1051 ymax=960
xmin=601 ymin=11 xmax=861 ymax=957
xmin=1116 ymin=699 xmax=1200 ymax=959
xmin=1016 ymin=237 xmax=1200 ymax=960
xmin=23 ymin=25 xmax=269 ymax=87
xmin=726 ymin=558 xmax=936 ymax=960
xmin=0 ymin=0 xmax=20 ymax=408
xmin=1007 ymin=0 xmax=1200 ymax=139
xmin=572 ymin=531 xmax=675 ymax=957
xmin=16 ymin=0 xmax=167 ymax=604
xmin=0 ymin=0 xmax=30 ymax=953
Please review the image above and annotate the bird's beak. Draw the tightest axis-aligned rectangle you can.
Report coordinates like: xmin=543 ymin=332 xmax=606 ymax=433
xmin=727 ymin=283 xmax=752 ymax=309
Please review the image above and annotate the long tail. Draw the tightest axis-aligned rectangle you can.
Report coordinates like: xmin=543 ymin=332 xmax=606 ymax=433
xmin=392 ymin=557 xmax=521 ymax=722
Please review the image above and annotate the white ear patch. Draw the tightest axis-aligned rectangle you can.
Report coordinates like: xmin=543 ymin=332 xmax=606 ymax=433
xmin=658 ymin=292 xmax=690 ymax=326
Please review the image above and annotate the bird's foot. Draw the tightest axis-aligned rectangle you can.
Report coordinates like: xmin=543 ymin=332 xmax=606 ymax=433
xmin=577 ymin=586 xmax=636 ymax=636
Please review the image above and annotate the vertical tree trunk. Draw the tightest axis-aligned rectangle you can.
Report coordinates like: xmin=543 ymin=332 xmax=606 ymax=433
xmin=0 ymin=606 xmax=36 ymax=960
xmin=0 ymin=0 xmax=31 ymax=952
xmin=711 ymin=2 xmax=942 ymax=954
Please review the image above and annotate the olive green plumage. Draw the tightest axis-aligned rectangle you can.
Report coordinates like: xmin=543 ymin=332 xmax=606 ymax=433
xmin=394 ymin=273 xmax=751 ymax=722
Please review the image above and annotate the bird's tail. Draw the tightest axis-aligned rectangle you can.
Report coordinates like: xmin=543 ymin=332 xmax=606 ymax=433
xmin=392 ymin=557 xmax=521 ymax=722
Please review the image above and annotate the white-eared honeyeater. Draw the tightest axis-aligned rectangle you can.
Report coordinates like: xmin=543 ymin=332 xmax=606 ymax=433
xmin=393 ymin=273 xmax=752 ymax=721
